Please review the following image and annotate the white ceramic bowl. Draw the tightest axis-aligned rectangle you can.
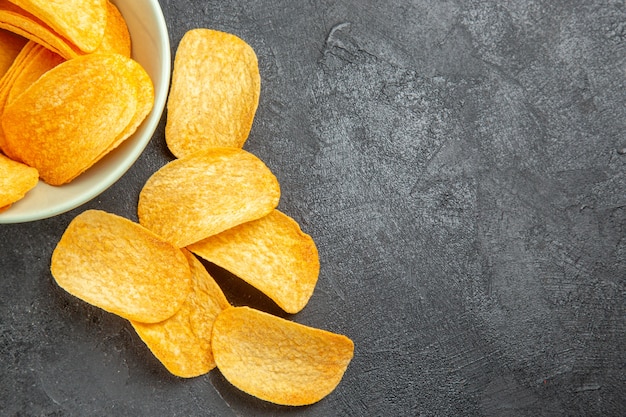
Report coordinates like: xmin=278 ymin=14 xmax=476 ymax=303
xmin=0 ymin=0 xmax=170 ymax=224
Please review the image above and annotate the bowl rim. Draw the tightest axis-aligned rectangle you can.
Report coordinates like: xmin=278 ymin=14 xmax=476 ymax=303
xmin=0 ymin=0 xmax=171 ymax=224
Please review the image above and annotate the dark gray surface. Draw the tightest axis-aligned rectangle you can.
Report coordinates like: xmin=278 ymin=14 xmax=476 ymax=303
xmin=1 ymin=0 xmax=625 ymax=415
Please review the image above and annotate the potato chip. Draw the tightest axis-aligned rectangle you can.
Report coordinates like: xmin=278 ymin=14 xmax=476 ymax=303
xmin=1 ymin=53 xmax=154 ymax=185
xmin=51 ymin=210 xmax=192 ymax=323
xmin=0 ymin=38 xmax=36 ymax=152
xmin=0 ymin=28 xmax=25 ymax=77
xmin=138 ymin=147 xmax=280 ymax=248
xmin=0 ymin=152 xmax=37 ymax=211
xmin=212 ymin=306 xmax=354 ymax=406
xmin=101 ymin=52 xmax=154 ymax=155
xmin=189 ymin=210 xmax=319 ymax=314
xmin=7 ymin=0 xmax=106 ymax=53
xmin=95 ymin=1 xmax=130 ymax=57
xmin=165 ymin=28 xmax=260 ymax=158
xmin=0 ymin=0 xmax=82 ymax=59
xmin=6 ymin=42 xmax=63 ymax=105
xmin=131 ymin=250 xmax=230 ymax=378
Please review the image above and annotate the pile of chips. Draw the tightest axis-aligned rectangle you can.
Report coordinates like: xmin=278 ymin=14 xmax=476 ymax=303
xmin=50 ymin=28 xmax=353 ymax=406
xmin=0 ymin=0 xmax=153 ymax=210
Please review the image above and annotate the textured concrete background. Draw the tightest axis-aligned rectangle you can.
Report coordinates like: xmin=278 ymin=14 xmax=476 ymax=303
xmin=1 ymin=0 xmax=625 ymax=415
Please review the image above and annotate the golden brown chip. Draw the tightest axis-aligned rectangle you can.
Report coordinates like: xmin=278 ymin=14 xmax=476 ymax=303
xmin=0 ymin=152 xmax=38 ymax=209
xmin=0 ymin=38 xmax=36 ymax=152
xmin=0 ymin=28 xmax=26 ymax=77
xmin=165 ymin=28 xmax=260 ymax=158
xmin=131 ymin=250 xmax=230 ymax=378
xmin=212 ymin=306 xmax=354 ymax=406
xmin=138 ymin=147 xmax=280 ymax=248
xmin=50 ymin=210 xmax=192 ymax=323
xmin=100 ymin=52 xmax=154 ymax=156
xmin=7 ymin=0 xmax=106 ymax=53
xmin=6 ymin=42 xmax=63 ymax=105
xmin=95 ymin=1 xmax=130 ymax=57
xmin=1 ymin=53 xmax=147 ymax=185
xmin=0 ymin=0 xmax=82 ymax=59
xmin=189 ymin=210 xmax=319 ymax=314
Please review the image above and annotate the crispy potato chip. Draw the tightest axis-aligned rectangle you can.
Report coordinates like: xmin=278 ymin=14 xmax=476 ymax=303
xmin=51 ymin=210 xmax=192 ymax=323
xmin=95 ymin=1 xmax=130 ymax=57
xmin=6 ymin=42 xmax=63 ymax=105
xmin=7 ymin=0 xmax=106 ymax=53
xmin=0 ymin=0 xmax=82 ymax=59
xmin=189 ymin=210 xmax=319 ymax=314
xmin=212 ymin=307 xmax=354 ymax=406
xmin=1 ymin=53 xmax=152 ymax=185
xmin=0 ymin=28 xmax=26 ymax=77
xmin=0 ymin=38 xmax=36 ymax=152
xmin=165 ymin=28 xmax=260 ymax=158
xmin=0 ymin=152 xmax=37 ymax=210
xmin=100 ymin=52 xmax=154 ymax=156
xmin=131 ymin=250 xmax=230 ymax=378
xmin=138 ymin=147 xmax=280 ymax=248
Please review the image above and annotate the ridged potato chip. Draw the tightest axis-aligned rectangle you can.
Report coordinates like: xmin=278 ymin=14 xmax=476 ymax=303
xmin=7 ymin=0 xmax=106 ymax=53
xmin=51 ymin=210 xmax=192 ymax=323
xmin=189 ymin=210 xmax=319 ymax=314
xmin=138 ymin=147 xmax=280 ymax=248
xmin=0 ymin=152 xmax=37 ymax=211
xmin=2 ymin=53 xmax=153 ymax=185
xmin=165 ymin=28 xmax=260 ymax=158
xmin=131 ymin=250 xmax=230 ymax=378
xmin=212 ymin=307 xmax=354 ymax=406
xmin=0 ymin=28 xmax=25 ymax=77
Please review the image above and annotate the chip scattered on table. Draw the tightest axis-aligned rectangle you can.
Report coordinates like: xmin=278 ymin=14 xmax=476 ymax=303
xmin=131 ymin=249 xmax=230 ymax=378
xmin=51 ymin=210 xmax=192 ymax=323
xmin=165 ymin=28 xmax=260 ymax=158
xmin=212 ymin=306 xmax=354 ymax=406
xmin=189 ymin=209 xmax=319 ymax=314
xmin=138 ymin=147 xmax=280 ymax=248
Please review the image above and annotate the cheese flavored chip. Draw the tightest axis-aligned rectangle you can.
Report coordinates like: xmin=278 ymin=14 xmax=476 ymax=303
xmin=2 ymin=53 xmax=153 ymax=185
xmin=131 ymin=250 xmax=230 ymax=378
xmin=0 ymin=28 xmax=25 ymax=77
xmin=189 ymin=210 xmax=319 ymax=314
xmin=0 ymin=152 xmax=37 ymax=211
xmin=165 ymin=29 xmax=260 ymax=158
xmin=7 ymin=0 xmax=106 ymax=53
xmin=138 ymin=147 xmax=280 ymax=248
xmin=51 ymin=210 xmax=192 ymax=323
xmin=212 ymin=307 xmax=354 ymax=406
